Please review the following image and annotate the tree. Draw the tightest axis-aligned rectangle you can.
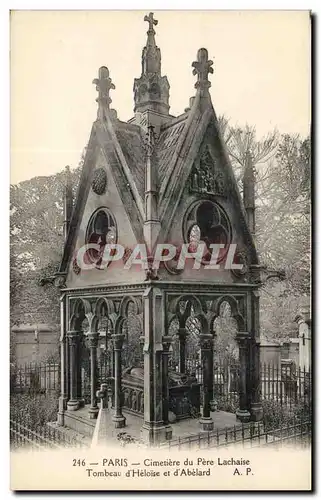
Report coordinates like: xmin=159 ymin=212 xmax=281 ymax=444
xmin=10 ymin=153 xmax=84 ymax=333
xmin=218 ymin=116 xmax=279 ymax=191
xmin=256 ymin=134 xmax=310 ymax=296
xmin=219 ymin=118 xmax=311 ymax=342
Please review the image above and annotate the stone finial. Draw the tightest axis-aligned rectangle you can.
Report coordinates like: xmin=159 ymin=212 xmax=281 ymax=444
xmin=133 ymin=12 xmax=169 ymax=116
xmin=192 ymin=48 xmax=214 ymax=91
xmin=144 ymin=12 xmax=158 ymax=33
xmin=93 ymin=66 xmax=115 ymax=110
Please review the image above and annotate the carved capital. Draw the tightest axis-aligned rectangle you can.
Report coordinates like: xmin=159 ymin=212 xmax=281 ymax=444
xmin=199 ymin=333 xmax=213 ymax=351
xmin=235 ymin=331 xmax=250 ymax=346
xmin=162 ymin=335 xmax=173 ymax=354
xmin=87 ymin=332 xmax=99 ymax=349
xmin=67 ymin=330 xmax=80 ymax=347
xmin=112 ymin=333 xmax=125 ymax=351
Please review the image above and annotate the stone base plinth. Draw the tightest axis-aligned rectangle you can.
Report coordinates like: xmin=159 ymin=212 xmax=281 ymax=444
xmin=250 ymin=403 xmax=263 ymax=422
xmin=209 ymin=399 xmax=218 ymax=412
xmin=236 ymin=408 xmax=251 ymax=423
xmin=57 ymin=396 xmax=68 ymax=426
xmin=64 ymin=409 xmax=96 ymax=438
xmin=199 ymin=416 xmax=214 ymax=431
xmin=88 ymin=407 xmax=99 ymax=420
xmin=165 ymin=424 xmax=172 ymax=440
xmin=67 ymin=399 xmax=80 ymax=411
xmin=58 ymin=396 xmax=68 ymax=411
xmin=141 ymin=422 xmax=173 ymax=444
xmin=112 ymin=415 xmax=126 ymax=429
xmin=57 ymin=412 xmax=65 ymax=426
xmin=57 ymin=406 xmax=241 ymax=447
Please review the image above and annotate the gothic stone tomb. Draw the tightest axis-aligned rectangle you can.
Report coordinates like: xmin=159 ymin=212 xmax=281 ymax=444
xmin=122 ymin=366 xmax=201 ymax=421
xmin=54 ymin=12 xmax=264 ymax=444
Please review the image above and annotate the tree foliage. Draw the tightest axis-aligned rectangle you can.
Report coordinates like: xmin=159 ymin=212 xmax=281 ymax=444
xmin=219 ymin=117 xmax=311 ymax=341
xmin=10 ymin=156 xmax=83 ymax=330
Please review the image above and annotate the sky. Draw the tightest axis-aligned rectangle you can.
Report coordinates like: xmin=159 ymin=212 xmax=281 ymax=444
xmin=10 ymin=10 xmax=311 ymax=184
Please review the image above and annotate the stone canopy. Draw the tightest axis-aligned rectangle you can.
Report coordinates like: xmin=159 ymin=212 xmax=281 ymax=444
xmin=55 ymin=12 xmax=263 ymax=445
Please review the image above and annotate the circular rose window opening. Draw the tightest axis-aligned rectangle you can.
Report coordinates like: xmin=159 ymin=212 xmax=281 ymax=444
xmin=85 ymin=208 xmax=117 ymax=268
xmin=185 ymin=201 xmax=231 ymax=264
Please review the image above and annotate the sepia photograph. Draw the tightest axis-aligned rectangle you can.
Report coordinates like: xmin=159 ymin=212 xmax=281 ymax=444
xmin=9 ymin=9 xmax=311 ymax=491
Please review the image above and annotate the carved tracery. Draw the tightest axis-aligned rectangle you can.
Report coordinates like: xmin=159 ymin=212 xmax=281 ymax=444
xmin=190 ymin=145 xmax=225 ymax=196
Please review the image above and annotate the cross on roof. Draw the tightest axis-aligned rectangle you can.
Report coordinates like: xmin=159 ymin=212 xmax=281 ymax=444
xmin=192 ymin=48 xmax=214 ymax=91
xmin=144 ymin=12 xmax=158 ymax=32
xmin=92 ymin=66 xmax=115 ymax=109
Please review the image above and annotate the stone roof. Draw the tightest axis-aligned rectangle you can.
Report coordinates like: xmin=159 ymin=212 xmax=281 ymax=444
xmin=115 ymin=122 xmax=146 ymax=199
xmin=156 ymin=114 xmax=189 ymax=186
xmin=113 ymin=113 xmax=190 ymax=201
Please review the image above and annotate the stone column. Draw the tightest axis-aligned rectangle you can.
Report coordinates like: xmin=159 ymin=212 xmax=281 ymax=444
xmin=112 ymin=345 xmax=115 ymax=378
xmin=139 ymin=335 xmax=145 ymax=366
xmin=141 ymin=287 xmax=168 ymax=444
xmin=106 ymin=333 xmax=114 ymax=378
xmin=178 ymin=327 xmax=187 ymax=373
xmin=67 ymin=331 xmax=81 ymax=411
xmin=162 ymin=335 xmax=173 ymax=440
xmin=58 ymin=296 xmax=68 ymax=425
xmin=199 ymin=333 xmax=214 ymax=431
xmin=112 ymin=334 xmax=126 ymax=428
xmin=209 ymin=332 xmax=217 ymax=411
xmin=236 ymin=332 xmax=251 ymax=422
xmin=76 ymin=332 xmax=85 ymax=408
xmin=88 ymin=333 xmax=99 ymax=419
xmin=250 ymin=290 xmax=263 ymax=421
xmin=250 ymin=340 xmax=263 ymax=421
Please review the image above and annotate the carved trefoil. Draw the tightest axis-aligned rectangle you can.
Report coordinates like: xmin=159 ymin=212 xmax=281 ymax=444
xmin=190 ymin=145 xmax=225 ymax=196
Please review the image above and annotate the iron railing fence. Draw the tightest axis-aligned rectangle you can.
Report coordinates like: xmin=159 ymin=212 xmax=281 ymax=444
xmin=10 ymin=362 xmax=60 ymax=395
xmin=11 ymin=359 xmax=311 ymax=410
xmin=159 ymin=419 xmax=311 ymax=451
xmin=10 ymin=414 xmax=86 ymax=451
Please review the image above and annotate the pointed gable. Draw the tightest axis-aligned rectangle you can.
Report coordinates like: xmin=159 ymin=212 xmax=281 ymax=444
xmin=58 ymin=14 xmax=259 ymax=287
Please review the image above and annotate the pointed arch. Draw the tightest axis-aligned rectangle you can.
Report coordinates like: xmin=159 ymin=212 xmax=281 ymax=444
xmin=119 ymin=296 xmax=143 ymax=317
xmin=209 ymin=295 xmax=245 ymax=332
xmin=168 ymin=294 xmax=207 ymax=317
xmin=69 ymin=298 xmax=86 ymax=330
xmin=94 ymin=297 xmax=116 ymax=317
